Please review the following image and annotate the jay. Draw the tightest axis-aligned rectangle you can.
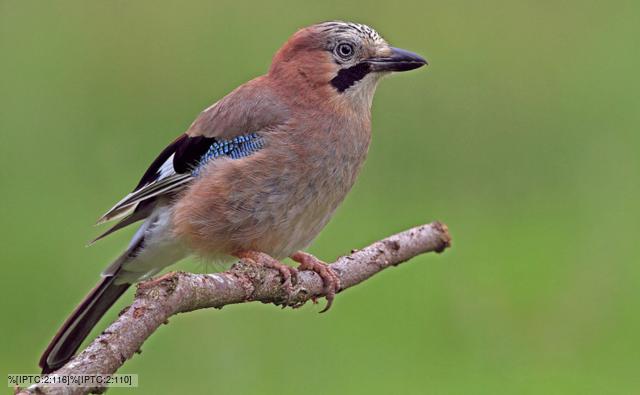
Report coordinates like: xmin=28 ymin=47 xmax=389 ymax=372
xmin=40 ymin=21 xmax=427 ymax=373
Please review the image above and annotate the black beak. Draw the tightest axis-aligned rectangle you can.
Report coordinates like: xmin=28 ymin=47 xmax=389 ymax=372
xmin=367 ymin=47 xmax=428 ymax=72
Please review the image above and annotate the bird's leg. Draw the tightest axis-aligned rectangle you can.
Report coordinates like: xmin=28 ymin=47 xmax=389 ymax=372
xmin=290 ymin=251 xmax=341 ymax=313
xmin=137 ymin=272 xmax=177 ymax=291
xmin=234 ymin=250 xmax=298 ymax=303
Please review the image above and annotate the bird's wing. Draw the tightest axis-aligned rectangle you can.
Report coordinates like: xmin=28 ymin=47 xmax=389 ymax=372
xmin=91 ymin=134 xmax=215 ymax=243
xmin=92 ymin=78 xmax=288 ymax=242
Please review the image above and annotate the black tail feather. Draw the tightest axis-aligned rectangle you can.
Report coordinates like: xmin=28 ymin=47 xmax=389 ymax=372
xmin=39 ymin=276 xmax=130 ymax=373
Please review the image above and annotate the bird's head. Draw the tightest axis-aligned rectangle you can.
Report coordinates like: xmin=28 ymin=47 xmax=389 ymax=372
xmin=269 ymin=21 xmax=427 ymax=111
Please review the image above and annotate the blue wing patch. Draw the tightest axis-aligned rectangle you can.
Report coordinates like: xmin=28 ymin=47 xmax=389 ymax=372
xmin=192 ymin=132 xmax=265 ymax=177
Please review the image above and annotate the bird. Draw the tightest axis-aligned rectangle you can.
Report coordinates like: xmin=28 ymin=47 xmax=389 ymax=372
xmin=39 ymin=21 xmax=427 ymax=374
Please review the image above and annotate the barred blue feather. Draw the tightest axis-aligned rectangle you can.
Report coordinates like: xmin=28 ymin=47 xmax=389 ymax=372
xmin=192 ymin=132 xmax=265 ymax=176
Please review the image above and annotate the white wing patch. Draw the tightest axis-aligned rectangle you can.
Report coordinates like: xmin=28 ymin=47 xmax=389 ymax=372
xmin=157 ymin=153 xmax=177 ymax=179
xmin=97 ymin=154 xmax=193 ymax=224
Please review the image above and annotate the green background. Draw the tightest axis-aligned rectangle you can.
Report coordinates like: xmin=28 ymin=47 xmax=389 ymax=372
xmin=1 ymin=1 xmax=638 ymax=394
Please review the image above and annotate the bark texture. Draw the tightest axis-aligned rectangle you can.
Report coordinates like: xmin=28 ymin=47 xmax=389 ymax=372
xmin=16 ymin=221 xmax=451 ymax=395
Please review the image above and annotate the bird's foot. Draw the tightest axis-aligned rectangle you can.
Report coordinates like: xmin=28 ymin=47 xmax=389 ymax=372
xmin=290 ymin=251 xmax=341 ymax=313
xmin=137 ymin=272 xmax=177 ymax=292
xmin=235 ymin=250 xmax=298 ymax=305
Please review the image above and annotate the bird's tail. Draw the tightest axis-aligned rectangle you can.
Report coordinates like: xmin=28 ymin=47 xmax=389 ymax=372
xmin=39 ymin=274 xmax=130 ymax=373
xmin=40 ymin=206 xmax=185 ymax=373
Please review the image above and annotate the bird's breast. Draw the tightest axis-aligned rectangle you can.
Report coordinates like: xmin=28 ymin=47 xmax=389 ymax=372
xmin=172 ymin=117 xmax=371 ymax=260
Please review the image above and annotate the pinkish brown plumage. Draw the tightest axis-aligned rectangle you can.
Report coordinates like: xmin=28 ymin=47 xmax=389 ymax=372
xmin=40 ymin=21 xmax=427 ymax=373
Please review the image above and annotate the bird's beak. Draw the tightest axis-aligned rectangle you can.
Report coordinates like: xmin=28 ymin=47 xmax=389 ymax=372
xmin=366 ymin=47 xmax=428 ymax=72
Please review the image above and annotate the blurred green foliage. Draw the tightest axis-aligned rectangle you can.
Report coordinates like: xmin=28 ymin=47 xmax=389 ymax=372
xmin=1 ymin=0 xmax=639 ymax=394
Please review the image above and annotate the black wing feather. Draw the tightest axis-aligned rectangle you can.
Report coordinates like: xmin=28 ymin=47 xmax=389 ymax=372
xmin=96 ymin=133 xmax=215 ymax=226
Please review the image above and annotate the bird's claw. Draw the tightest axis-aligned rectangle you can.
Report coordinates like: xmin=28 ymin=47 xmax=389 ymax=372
xmin=290 ymin=251 xmax=341 ymax=312
xmin=235 ymin=251 xmax=298 ymax=306
xmin=137 ymin=272 xmax=177 ymax=292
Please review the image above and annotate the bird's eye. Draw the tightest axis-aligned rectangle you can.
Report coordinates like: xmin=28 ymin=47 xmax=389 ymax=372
xmin=336 ymin=43 xmax=355 ymax=59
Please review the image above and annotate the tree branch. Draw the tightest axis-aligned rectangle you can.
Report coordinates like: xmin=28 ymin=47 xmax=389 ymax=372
xmin=17 ymin=221 xmax=451 ymax=395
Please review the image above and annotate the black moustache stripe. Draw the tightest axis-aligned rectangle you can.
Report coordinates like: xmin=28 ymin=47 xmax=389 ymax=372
xmin=330 ymin=62 xmax=371 ymax=93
